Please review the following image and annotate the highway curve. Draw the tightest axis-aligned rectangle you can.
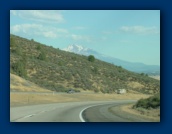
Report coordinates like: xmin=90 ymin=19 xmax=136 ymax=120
xmin=82 ymin=102 xmax=150 ymax=122
xmin=10 ymin=100 xmax=150 ymax=122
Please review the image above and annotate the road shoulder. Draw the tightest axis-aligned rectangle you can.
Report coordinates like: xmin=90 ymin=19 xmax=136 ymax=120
xmin=109 ymin=104 xmax=160 ymax=122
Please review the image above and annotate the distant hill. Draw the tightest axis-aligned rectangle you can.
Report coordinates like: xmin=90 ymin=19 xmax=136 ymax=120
xmin=10 ymin=34 xmax=160 ymax=94
xmin=63 ymin=45 xmax=160 ymax=75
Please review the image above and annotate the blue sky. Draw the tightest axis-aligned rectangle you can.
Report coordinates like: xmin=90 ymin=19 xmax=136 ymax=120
xmin=10 ymin=10 xmax=160 ymax=65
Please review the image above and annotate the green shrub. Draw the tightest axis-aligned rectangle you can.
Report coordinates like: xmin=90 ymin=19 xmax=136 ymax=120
xmin=118 ymin=66 xmax=122 ymax=69
xmin=11 ymin=61 xmax=27 ymax=78
xmin=73 ymin=89 xmax=81 ymax=92
xmin=100 ymin=89 xmax=106 ymax=94
xmin=88 ymin=55 xmax=95 ymax=62
xmin=92 ymin=67 xmax=98 ymax=74
xmin=140 ymin=73 xmax=145 ymax=76
xmin=58 ymin=61 xmax=63 ymax=66
xmin=38 ymin=51 xmax=46 ymax=61
xmin=36 ymin=45 xmax=42 ymax=50
xmin=10 ymin=34 xmax=160 ymax=94
xmin=71 ymin=56 xmax=77 ymax=60
xmin=133 ymin=93 xmax=160 ymax=109
xmin=94 ymin=89 xmax=99 ymax=93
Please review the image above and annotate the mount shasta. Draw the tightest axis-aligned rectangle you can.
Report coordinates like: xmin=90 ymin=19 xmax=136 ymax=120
xmin=63 ymin=45 xmax=160 ymax=75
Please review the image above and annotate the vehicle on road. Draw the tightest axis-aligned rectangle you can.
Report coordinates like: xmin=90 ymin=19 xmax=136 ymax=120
xmin=66 ymin=89 xmax=75 ymax=94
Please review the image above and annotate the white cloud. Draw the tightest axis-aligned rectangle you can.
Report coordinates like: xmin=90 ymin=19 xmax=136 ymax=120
xmin=10 ymin=23 xmax=92 ymax=41
xmin=43 ymin=31 xmax=57 ymax=38
xmin=120 ymin=26 xmax=159 ymax=34
xmin=11 ymin=24 xmax=42 ymax=33
xmin=71 ymin=34 xmax=92 ymax=42
xmin=55 ymin=28 xmax=68 ymax=33
xmin=10 ymin=24 xmax=68 ymax=39
xmin=10 ymin=10 xmax=64 ymax=23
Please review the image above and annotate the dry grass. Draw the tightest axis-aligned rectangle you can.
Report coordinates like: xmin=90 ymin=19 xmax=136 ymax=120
xmin=120 ymin=104 xmax=160 ymax=122
xmin=10 ymin=92 xmax=150 ymax=107
xmin=10 ymin=73 xmax=150 ymax=107
xmin=149 ymin=76 xmax=160 ymax=80
xmin=10 ymin=73 xmax=51 ymax=92
xmin=127 ymin=81 xmax=144 ymax=89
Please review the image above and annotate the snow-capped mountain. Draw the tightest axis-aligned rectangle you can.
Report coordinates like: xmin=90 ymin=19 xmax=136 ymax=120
xmin=63 ymin=44 xmax=99 ymax=56
xmin=63 ymin=45 xmax=160 ymax=75
xmin=63 ymin=44 xmax=88 ymax=53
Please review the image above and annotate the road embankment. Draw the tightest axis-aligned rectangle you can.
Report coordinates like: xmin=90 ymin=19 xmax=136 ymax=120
xmin=109 ymin=104 xmax=160 ymax=122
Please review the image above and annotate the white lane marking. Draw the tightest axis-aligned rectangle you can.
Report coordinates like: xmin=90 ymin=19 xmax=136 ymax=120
xmin=79 ymin=103 xmax=111 ymax=122
xmin=12 ymin=104 xmax=74 ymax=121
xmin=79 ymin=106 xmax=89 ymax=122
xmin=22 ymin=114 xmax=36 ymax=119
xmin=15 ymin=109 xmax=50 ymax=121
xmin=79 ymin=101 xmax=137 ymax=122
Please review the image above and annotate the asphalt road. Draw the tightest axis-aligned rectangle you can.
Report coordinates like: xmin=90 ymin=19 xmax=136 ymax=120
xmin=10 ymin=100 xmax=149 ymax=122
xmin=82 ymin=102 xmax=150 ymax=122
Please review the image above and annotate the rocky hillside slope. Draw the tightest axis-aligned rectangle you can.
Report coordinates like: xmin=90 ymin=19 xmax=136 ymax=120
xmin=10 ymin=34 xmax=160 ymax=94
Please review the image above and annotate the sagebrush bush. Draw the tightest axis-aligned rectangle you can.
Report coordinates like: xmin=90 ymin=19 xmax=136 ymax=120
xmin=133 ymin=93 xmax=160 ymax=109
xmin=11 ymin=60 xmax=27 ymax=78
xmin=37 ymin=51 xmax=46 ymax=61
xmin=10 ymin=34 xmax=160 ymax=93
